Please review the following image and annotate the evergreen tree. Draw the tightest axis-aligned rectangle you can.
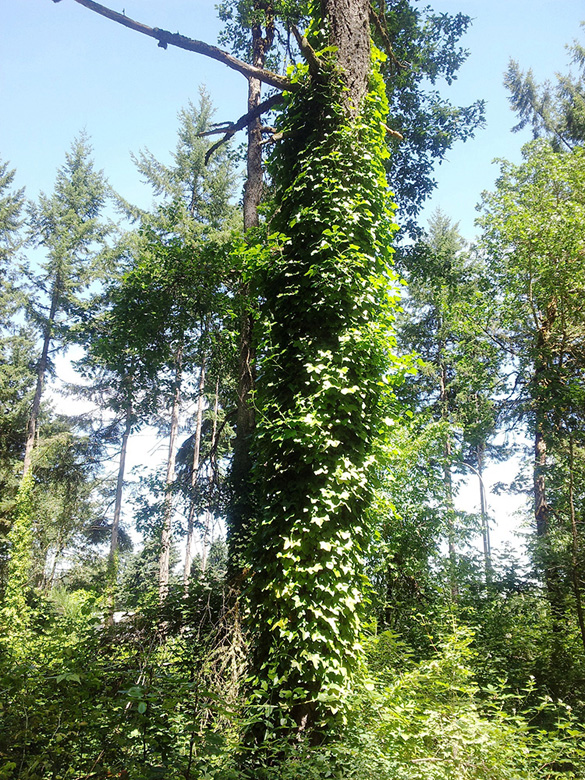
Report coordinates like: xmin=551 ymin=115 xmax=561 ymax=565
xmin=479 ymin=140 xmax=585 ymax=664
xmin=395 ymin=211 xmax=501 ymax=596
xmin=22 ymin=132 xmax=109 ymax=478
xmin=505 ymin=27 xmax=585 ymax=150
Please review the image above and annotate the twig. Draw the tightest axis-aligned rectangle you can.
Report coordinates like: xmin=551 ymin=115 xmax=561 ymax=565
xmin=199 ymin=93 xmax=284 ymax=163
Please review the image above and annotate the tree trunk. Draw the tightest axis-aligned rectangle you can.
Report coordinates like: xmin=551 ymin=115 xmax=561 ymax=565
xmin=242 ymin=0 xmax=395 ymax=736
xmin=228 ymin=9 xmax=273 ymax=572
xmin=477 ymin=442 xmax=492 ymax=584
xmin=23 ymin=278 xmax=61 ymax=478
xmin=107 ymin=400 xmax=133 ymax=623
xmin=159 ymin=350 xmax=183 ymax=602
xmin=320 ymin=0 xmax=370 ymax=110
xmin=439 ymin=354 xmax=458 ymax=602
xmin=201 ymin=375 xmax=220 ymax=575
xmin=183 ymin=356 xmax=206 ymax=592
xmin=568 ymin=435 xmax=585 ymax=652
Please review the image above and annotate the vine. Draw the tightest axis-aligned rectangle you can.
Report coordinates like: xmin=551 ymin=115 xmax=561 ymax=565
xmin=1 ymin=471 xmax=34 ymax=639
xmin=241 ymin=41 xmax=402 ymax=737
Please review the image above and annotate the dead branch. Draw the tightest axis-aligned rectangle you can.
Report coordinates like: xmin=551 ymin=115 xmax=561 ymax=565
xmin=52 ymin=0 xmax=296 ymax=93
xmin=259 ymin=131 xmax=287 ymax=146
xmin=383 ymin=123 xmax=404 ymax=140
xmin=199 ymin=93 xmax=284 ymax=163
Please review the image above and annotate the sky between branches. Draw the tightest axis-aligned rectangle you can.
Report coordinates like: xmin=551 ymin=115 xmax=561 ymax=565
xmin=1 ymin=0 xmax=584 ymax=240
xmin=1 ymin=0 xmax=584 ymax=551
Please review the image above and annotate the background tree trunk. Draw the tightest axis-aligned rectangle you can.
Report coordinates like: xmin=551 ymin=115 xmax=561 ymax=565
xmin=23 ymin=279 xmax=61 ymax=478
xmin=183 ymin=356 xmax=206 ymax=591
xmin=158 ymin=351 xmax=183 ymax=602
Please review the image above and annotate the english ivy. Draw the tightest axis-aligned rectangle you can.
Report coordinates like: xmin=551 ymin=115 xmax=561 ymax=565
xmin=240 ymin=43 xmax=403 ymax=734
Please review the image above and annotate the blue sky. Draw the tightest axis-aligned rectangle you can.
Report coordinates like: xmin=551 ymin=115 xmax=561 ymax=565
xmin=3 ymin=0 xmax=582 ymax=548
xmin=1 ymin=1 xmax=584 ymax=239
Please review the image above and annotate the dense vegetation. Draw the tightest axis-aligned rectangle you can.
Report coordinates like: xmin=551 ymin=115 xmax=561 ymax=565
xmin=1 ymin=0 xmax=585 ymax=777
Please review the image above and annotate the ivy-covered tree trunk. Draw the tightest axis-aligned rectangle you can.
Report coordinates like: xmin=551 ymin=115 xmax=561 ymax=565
xmin=242 ymin=0 xmax=399 ymax=737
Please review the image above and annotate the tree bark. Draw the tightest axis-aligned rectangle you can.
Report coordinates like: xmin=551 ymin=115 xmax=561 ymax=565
xmin=227 ymin=8 xmax=273 ymax=572
xmin=533 ymin=306 xmax=564 ymax=623
xmin=320 ymin=0 xmax=371 ymax=110
xmin=106 ymin=399 xmax=133 ymax=624
xmin=183 ymin=356 xmax=206 ymax=591
xmin=439 ymin=350 xmax=458 ymax=602
xmin=477 ymin=442 xmax=492 ymax=583
xmin=568 ymin=435 xmax=585 ymax=652
xmin=159 ymin=350 xmax=183 ymax=602
xmin=201 ymin=375 xmax=220 ymax=575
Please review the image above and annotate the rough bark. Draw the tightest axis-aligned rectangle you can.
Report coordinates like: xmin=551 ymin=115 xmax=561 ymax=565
xmin=159 ymin=352 xmax=183 ymax=602
xmin=320 ymin=0 xmax=371 ymax=111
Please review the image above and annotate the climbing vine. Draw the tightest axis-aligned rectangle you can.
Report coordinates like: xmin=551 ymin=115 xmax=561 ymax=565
xmin=1 ymin=471 xmax=34 ymax=639
xmin=241 ymin=42 xmax=402 ymax=735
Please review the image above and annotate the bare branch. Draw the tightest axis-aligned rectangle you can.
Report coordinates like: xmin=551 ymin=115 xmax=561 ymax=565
xmin=53 ymin=0 xmax=296 ymax=92
xmin=383 ymin=123 xmax=404 ymax=140
xmin=199 ymin=93 xmax=284 ymax=164
xmin=291 ymin=24 xmax=323 ymax=75
xmin=259 ymin=131 xmax=287 ymax=146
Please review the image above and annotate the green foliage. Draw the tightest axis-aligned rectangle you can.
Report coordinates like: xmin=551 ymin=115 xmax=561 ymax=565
xmin=237 ymin=45 xmax=405 ymax=732
xmin=0 ymin=159 xmax=33 ymax=547
xmin=373 ymin=1 xmax=485 ymax=236
xmin=3 ymin=592 xmax=584 ymax=780
xmin=26 ymin=131 xmax=110 ymax=324
xmin=1 ymin=471 xmax=34 ymax=635
xmin=505 ymin=27 xmax=585 ymax=150
xmin=478 ymin=141 xmax=585 ymax=629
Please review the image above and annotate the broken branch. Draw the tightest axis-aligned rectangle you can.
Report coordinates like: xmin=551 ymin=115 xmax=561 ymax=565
xmin=53 ymin=0 xmax=297 ymax=92
xmin=290 ymin=24 xmax=323 ymax=75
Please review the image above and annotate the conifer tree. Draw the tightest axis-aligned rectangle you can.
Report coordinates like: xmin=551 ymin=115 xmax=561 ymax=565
xmin=23 ymin=133 xmax=109 ymax=478
xmin=505 ymin=28 xmax=585 ymax=150
xmin=479 ymin=140 xmax=585 ymax=656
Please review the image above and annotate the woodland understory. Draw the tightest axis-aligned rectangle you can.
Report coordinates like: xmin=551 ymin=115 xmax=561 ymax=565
xmin=1 ymin=0 xmax=585 ymax=777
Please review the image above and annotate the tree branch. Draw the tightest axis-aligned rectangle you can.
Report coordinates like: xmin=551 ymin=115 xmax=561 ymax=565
xmin=199 ymin=94 xmax=283 ymax=138
xmin=199 ymin=93 xmax=284 ymax=164
xmin=290 ymin=25 xmax=323 ymax=75
xmin=52 ymin=0 xmax=296 ymax=93
xmin=369 ymin=4 xmax=405 ymax=72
